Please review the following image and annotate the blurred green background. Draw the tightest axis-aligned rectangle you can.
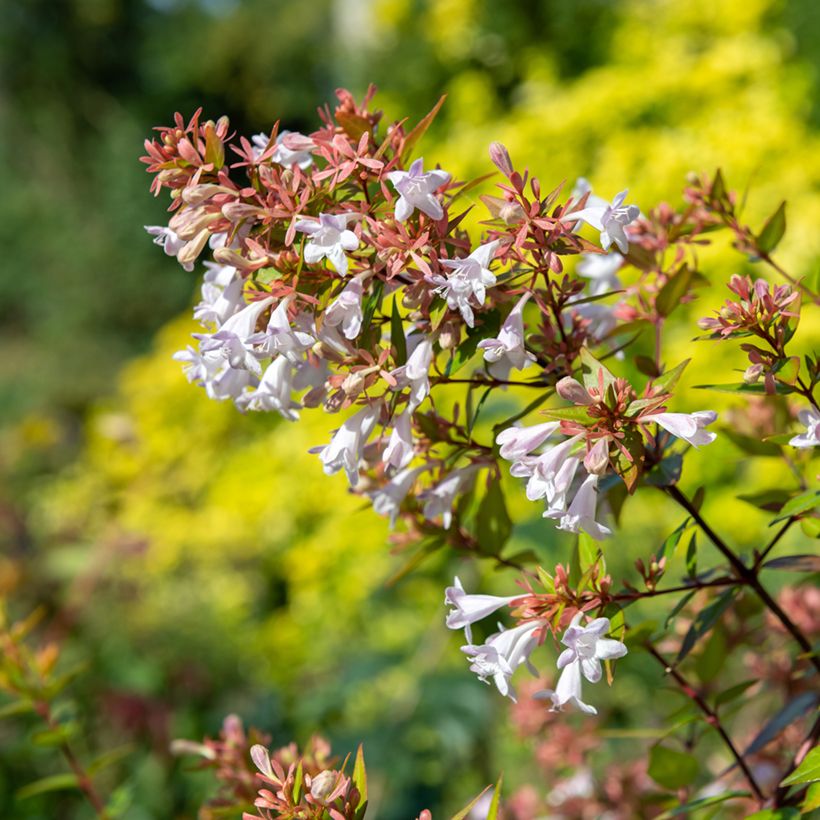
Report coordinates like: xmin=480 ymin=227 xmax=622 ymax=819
xmin=1 ymin=0 xmax=819 ymax=817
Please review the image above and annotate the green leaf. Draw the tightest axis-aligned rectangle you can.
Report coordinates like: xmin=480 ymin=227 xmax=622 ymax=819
xmin=772 ymin=489 xmax=819 ymax=523
xmin=292 ymin=760 xmax=304 ymax=803
xmin=744 ymin=810 xmax=799 ymax=820
xmin=635 ymin=355 xmax=660 ymax=378
xmin=447 ymin=311 xmax=500 ymax=376
xmin=722 ymin=430 xmax=782 ymax=457
xmin=540 ymin=405 xmax=593 ymax=422
xmin=352 ymin=743 xmax=367 ymax=817
xmin=744 ymin=692 xmax=818 ymax=756
xmin=652 ymin=359 xmax=690 ymax=393
xmin=656 ymin=517 xmax=691 ymax=561
xmin=801 ymin=781 xmax=820 ymax=812
xmin=676 ymin=587 xmax=737 ymax=663
xmin=714 ymin=680 xmax=757 ymax=708
xmin=694 ymin=381 xmax=795 ymax=395
xmin=580 ymin=348 xmax=617 ymax=392
xmin=737 ymin=489 xmax=791 ymax=513
xmin=648 ymin=745 xmax=699 ymax=790
xmin=401 ymin=95 xmax=447 ymax=162
xmin=644 ymin=454 xmax=683 ymax=487
xmin=475 ymin=476 xmax=512 ymax=554
xmin=17 ymin=773 xmax=80 ymax=800
xmin=763 ymin=554 xmax=820 ymax=572
xmin=694 ymin=624 xmax=726 ymax=683
xmin=685 ymin=532 xmax=698 ymax=579
xmin=756 ymin=201 xmax=787 ymax=254
xmin=467 ymin=386 xmax=493 ymax=437
xmin=664 ymin=590 xmax=697 ymax=629
xmin=656 ymin=265 xmax=695 ymax=317
xmin=0 ymin=699 xmax=34 ymax=720
xmin=780 ymin=745 xmax=820 ymax=787
xmin=486 ymin=774 xmax=502 ymax=820
xmin=656 ymin=791 xmax=749 ymax=819
xmin=360 ymin=279 xmax=384 ymax=338
xmin=450 ymin=785 xmax=492 ymax=820
xmin=87 ymin=744 xmax=133 ymax=777
xmin=391 ymin=297 xmax=407 ymax=366
xmin=612 ymin=427 xmax=645 ymax=493
xmin=31 ymin=721 xmax=79 ymax=748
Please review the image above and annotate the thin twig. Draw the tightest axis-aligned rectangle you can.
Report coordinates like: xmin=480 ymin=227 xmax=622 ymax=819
xmin=753 ymin=518 xmax=794 ymax=569
xmin=645 ymin=643 xmax=764 ymax=803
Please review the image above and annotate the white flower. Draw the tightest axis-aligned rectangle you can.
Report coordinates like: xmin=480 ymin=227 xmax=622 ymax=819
xmin=390 ymin=339 xmax=433 ymax=410
xmin=383 ymin=410 xmax=414 ymax=469
xmin=192 ymin=296 xmax=274 ymax=401
xmin=145 ymin=225 xmax=194 ymax=271
xmin=461 ymin=620 xmax=541 ymax=701
xmin=541 ymin=457 xmax=582 ymax=516
xmin=368 ymin=466 xmax=425 ymax=528
xmin=520 ymin=435 xmax=584 ymax=503
xmin=294 ymin=213 xmax=359 ymax=276
xmin=431 ymin=240 xmax=501 ymax=327
xmin=536 ymin=612 xmax=627 ymax=714
xmin=193 ymin=277 xmax=245 ymax=327
xmin=236 ymin=356 xmax=300 ymax=420
xmin=576 ymin=252 xmax=623 ymax=296
xmin=563 ymin=190 xmax=640 ymax=254
xmin=445 ymin=577 xmax=521 ymax=643
xmin=477 ymin=292 xmax=536 ymax=379
xmin=552 ymin=472 xmax=612 ymax=541
xmin=263 ymin=298 xmax=315 ymax=362
xmin=789 ymin=407 xmax=820 ymax=448
xmin=572 ymin=178 xmax=609 ymax=211
xmin=570 ymin=301 xmax=619 ymax=341
xmin=496 ymin=421 xmax=560 ymax=462
xmin=386 ymin=157 xmax=451 ymax=222
xmin=252 ymin=130 xmax=315 ymax=169
xmin=421 ymin=466 xmax=476 ymax=529
xmin=313 ymin=403 xmax=380 ymax=487
xmin=324 ymin=278 xmax=364 ymax=340
xmin=203 ymin=261 xmax=239 ymax=288
xmin=643 ymin=410 xmax=718 ymax=447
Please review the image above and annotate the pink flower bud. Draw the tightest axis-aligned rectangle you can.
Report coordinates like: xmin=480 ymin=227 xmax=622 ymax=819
xmin=744 ymin=363 xmax=764 ymax=384
xmin=309 ymin=770 xmax=339 ymax=803
xmin=489 ymin=142 xmax=514 ymax=176
xmin=556 ymin=376 xmax=593 ymax=405
xmin=584 ymin=438 xmax=610 ymax=475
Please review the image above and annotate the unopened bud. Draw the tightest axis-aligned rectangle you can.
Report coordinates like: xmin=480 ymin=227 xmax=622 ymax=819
xmin=438 ymin=320 xmax=461 ymax=350
xmin=222 ymin=201 xmax=262 ymax=222
xmin=310 ymin=770 xmax=338 ymax=803
xmin=556 ymin=376 xmax=593 ymax=406
xmin=743 ymin=363 xmax=763 ymax=384
xmin=177 ymin=228 xmax=211 ymax=266
xmin=341 ymin=371 xmax=367 ymax=398
xmin=181 ymin=184 xmax=229 ymax=206
xmin=584 ymin=437 xmax=610 ymax=476
xmin=489 ymin=142 xmax=514 ymax=176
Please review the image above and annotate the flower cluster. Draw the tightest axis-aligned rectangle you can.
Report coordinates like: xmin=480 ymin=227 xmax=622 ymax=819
xmin=142 ymin=91 xmax=728 ymax=551
xmin=445 ymin=577 xmax=627 ymax=713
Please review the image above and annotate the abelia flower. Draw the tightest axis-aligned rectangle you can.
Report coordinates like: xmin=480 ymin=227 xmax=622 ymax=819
xmin=445 ymin=577 xmax=522 ymax=643
xmin=477 ymin=292 xmax=536 ymax=379
xmin=383 ymin=409 xmax=414 ymax=469
xmin=421 ymin=466 xmax=476 ymax=529
xmin=790 ymin=406 xmax=820 ymax=448
xmin=264 ymin=298 xmax=315 ymax=362
xmin=324 ymin=278 xmax=364 ymax=340
xmin=386 ymin=157 xmax=451 ymax=222
xmin=145 ymin=225 xmax=194 ymax=271
xmin=252 ymin=130 xmax=315 ymax=169
xmin=368 ymin=465 xmax=426 ymax=527
xmin=294 ymin=213 xmax=359 ymax=276
xmin=461 ymin=620 xmax=541 ymax=701
xmin=536 ymin=613 xmax=627 ymax=714
xmin=563 ymin=190 xmax=640 ymax=254
xmin=194 ymin=277 xmax=244 ymax=326
xmin=313 ymin=403 xmax=381 ymax=486
xmin=496 ymin=421 xmax=560 ymax=462
xmin=519 ymin=435 xmax=584 ymax=503
xmin=390 ymin=339 xmax=433 ymax=410
xmin=551 ymin=472 xmax=612 ymax=541
xmin=237 ymin=356 xmax=300 ymax=420
xmin=576 ymin=252 xmax=623 ymax=296
xmin=432 ymin=240 xmax=501 ymax=327
xmin=643 ymin=410 xmax=718 ymax=447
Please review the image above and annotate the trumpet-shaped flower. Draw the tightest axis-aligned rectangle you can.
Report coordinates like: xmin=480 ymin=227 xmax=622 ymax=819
xmin=563 ymin=190 xmax=640 ymax=254
xmin=313 ymin=403 xmax=380 ymax=486
xmin=421 ymin=466 xmax=476 ymax=529
xmin=237 ymin=356 xmax=300 ymax=420
xmin=521 ymin=435 xmax=584 ymax=503
xmin=552 ymin=472 xmax=612 ymax=541
xmin=368 ymin=465 xmax=426 ymax=528
xmin=461 ymin=620 xmax=541 ymax=701
xmin=383 ymin=410 xmax=414 ymax=469
xmin=576 ymin=252 xmax=623 ymax=295
xmin=294 ymin=213 xmax=359 ymax=276
xmin=194 ymin=277 xmax=245 ymax=327
xmin=432 ymin=240 xmax=501 ymax=327
xmin=496 ymin=421 xmax=560 ymax=462
xmin=324 ymin=278 xmax=364 ymax=340
xmin=789 ymin=407 xmax=820 ymax=448
xmin=477 ymin=292 xmax=536 ymax=379
xmin=145 ymin=225 xmax=194 ymax=271
xmin=643 ymin=410 xmax=718 ymax=447
xmin=390 ymin=339 xmax=433 ymax=410
xmin=386 ymin=157 xmax=451 ymax=222
xmin=264 ymin=298 xmax=315 ymax=362
xmin=445 ymin=577 xmax=522 ymax=643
